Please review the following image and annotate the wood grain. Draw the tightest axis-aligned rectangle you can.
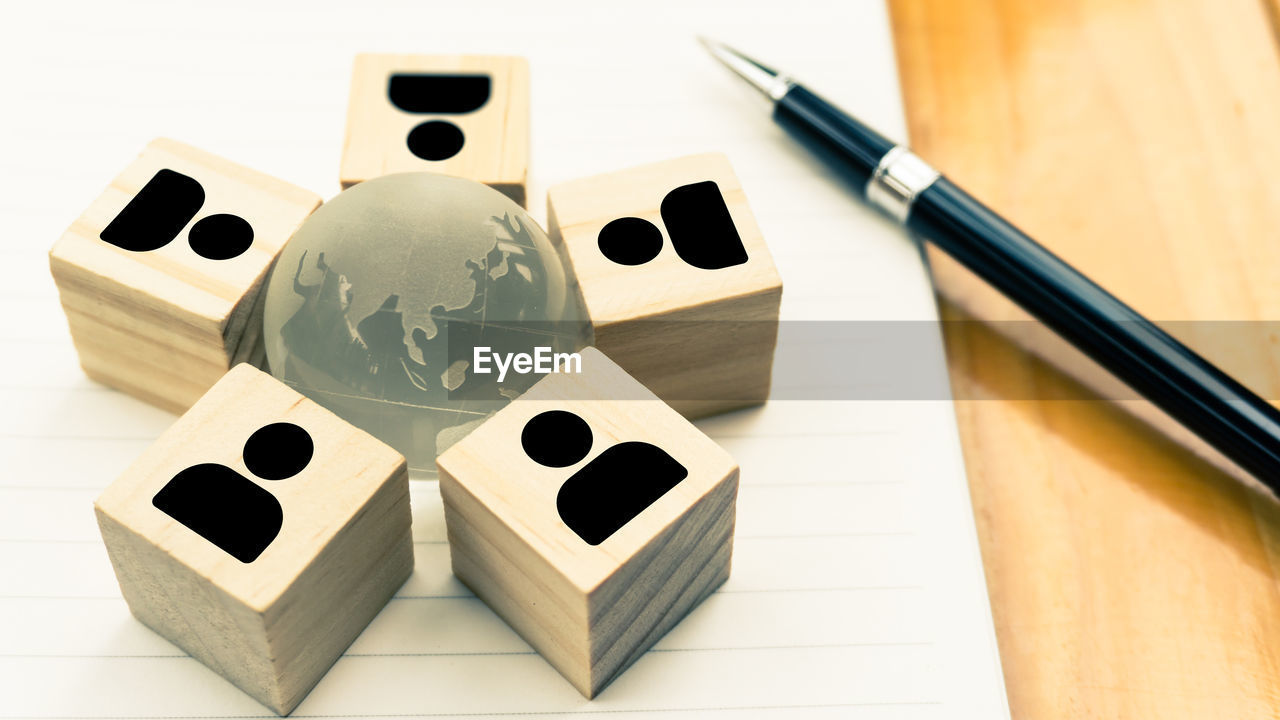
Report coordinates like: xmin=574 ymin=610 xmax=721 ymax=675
xmin=888 ymin=0 xmax=1280 ymax=716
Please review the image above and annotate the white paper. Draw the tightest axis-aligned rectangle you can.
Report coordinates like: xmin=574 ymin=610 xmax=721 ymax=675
xmin=0 ymin=1 xmax=1009 ymax=717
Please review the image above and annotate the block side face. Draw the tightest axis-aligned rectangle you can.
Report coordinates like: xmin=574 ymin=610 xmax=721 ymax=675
xmin=94 ymin=505 xmax=280 ymax=711
xmin=593 ymin=284 xmax=782 ymax=414
xmin=49 ymin=139 xmax=320 ymax=335
xmin=264 ymin=463 xmax=412 ymax=623
xmin=266 ymin=499 xmax=414 ymax=714
xmin=340 ymin=54 xmax=528 ymax=191
xmin=73 ymin=339 xmax=225 ymax=414
xmin=227 ymin=263 xmax=272 ymax=367
xmin=443 ymin=499 xmax=593 ymax=696
xmin=438 ymin=466 xmax=586 ymax=621
xmin=437 ymin=347 xmax=739 ymax=595
xmin=593 ymin=537 xmax=733 ymax=697
xmin=80 ymin=362 xmax=205 ymax=415
xmin=548 ymin=153 xmax=783 ymax=324
xmin=587 ymin=465 xmax=738 ymax=624
xmin=49 ymin=241 xmax=231 ymax=336
xmin=95 ymin=364 xmax=407 ymax=610
xmin=585 ymin=467 xmax=738 ymax=692
xmin=56 ymin=285 xmax=234 ymax=362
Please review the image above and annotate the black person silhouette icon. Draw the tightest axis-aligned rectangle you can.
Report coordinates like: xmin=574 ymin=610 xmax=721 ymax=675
xmin=152 ymin=422 xmax=314 ymax=563
xmin=388 ymin=72 xmax=491 ymax=162
xmin=341 ymin=55 xmax=530 ymax=204
xmin=99 ymin=168 xmax=255 ymax=260
xmin=595 ymin=180 xmax=749 ymax=269
xmin=520 ymin=409 xmax=689 ymax=546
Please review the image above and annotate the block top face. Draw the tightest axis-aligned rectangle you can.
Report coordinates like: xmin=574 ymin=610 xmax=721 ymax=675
xmin=49 ymin=138 xmax=321 ymax=333
xmin=340 ymin=53 xmax=529 ymax=187
xmin=548 ymin=153 xmax=783 ymax=324
xmin=94 ymin=364 xmax=406 ymax=611
xmin=437 ymin=347 xmax=738 ymax=594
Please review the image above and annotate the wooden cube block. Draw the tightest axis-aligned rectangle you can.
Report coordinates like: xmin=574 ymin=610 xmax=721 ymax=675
xmin=437 ymin=347 xmax=739 ymax=697
xmin=94 ymin=364 xmax=413 ymax=715
xmin=48 ymin=138 xmax=322 ymax=412
xmin=340 ymin=53 xmax=530 ymax=206
xmin=546 ymin=153 xmax=783 ymax=418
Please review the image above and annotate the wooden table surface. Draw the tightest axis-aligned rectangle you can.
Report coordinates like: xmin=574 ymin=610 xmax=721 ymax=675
xmin=888 ymin=0 xmax=1280 ymax=716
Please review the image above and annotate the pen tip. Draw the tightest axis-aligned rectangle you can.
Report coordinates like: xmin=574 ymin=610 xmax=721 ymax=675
xmin=697 ymin=35 xmax=734 ymax=61
xmin=696 ymin=37 xmax=785 ymax=100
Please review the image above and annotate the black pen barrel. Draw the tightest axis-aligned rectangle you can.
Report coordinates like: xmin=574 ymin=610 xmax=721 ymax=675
xmin=908 ymin=178 xmax=1280 ymax=485
xmin=774 ymin=86 xmax=895 ymax=189
xmin=771 ymin=80 xmax=1280 ymax=485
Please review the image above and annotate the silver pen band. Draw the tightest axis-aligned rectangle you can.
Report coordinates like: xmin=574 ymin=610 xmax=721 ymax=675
xmin=865 ymin=146 xmax=941 ymax=223
xmin=766 ymin=74 xmax=795 ymax=101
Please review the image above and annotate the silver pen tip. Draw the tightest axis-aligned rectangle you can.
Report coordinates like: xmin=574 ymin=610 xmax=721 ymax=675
xmin=696 ymin=35 xmax=729 ymax=56
xmin=697 ymin=36 xmax=790 ymax=101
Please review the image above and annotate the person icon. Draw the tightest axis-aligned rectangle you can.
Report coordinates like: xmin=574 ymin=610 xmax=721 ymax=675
xmin=519 ymin=410 xmax=689 ymax=546
xmin=151 ymin=422 xmax=314 ymax=563
xmin=595 ymin=180 xmax=749 ymax=270
xmin=98 ymin=167 xmax=255 ymax=261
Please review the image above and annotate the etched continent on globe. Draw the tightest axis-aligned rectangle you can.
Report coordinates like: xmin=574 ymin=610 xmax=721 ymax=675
xmin=262 ymin=173 xmax=591 ymax=477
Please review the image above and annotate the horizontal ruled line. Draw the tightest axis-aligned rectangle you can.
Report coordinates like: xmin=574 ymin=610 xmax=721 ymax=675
xmin=0 ymin=701 xmax=944 ymax=720
xmin=0 ymin=432 xmax=159 ymax=441
xmin=0 ymin=642 xmax=935 ymax=661
xmin=703 ymin=430 xmax=899 ymax=440
xmin=0 ymin=584 xmax=927 ymax=603
xmin=0 ymin=531 xmax=915 ymax=546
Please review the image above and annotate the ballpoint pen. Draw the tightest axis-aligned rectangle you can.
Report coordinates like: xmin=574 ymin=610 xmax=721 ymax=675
xmin=700 ymin=37 xmax=1280 ymax=488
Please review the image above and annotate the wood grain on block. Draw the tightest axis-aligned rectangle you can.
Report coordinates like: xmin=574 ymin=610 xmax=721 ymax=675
xmin=340 ymin=54 xmax=530 ymax=206
xmin=546 ymin=153 xmax=782 ymax=418
xmin=48 ymin=138 xmax=321 ymax=412
xmin=94 ymin=364 xmax=412 ymax=715
xmin=437 ymin=347 xmax=738 ymax=697
xmin=67 ymin=314 xmax=231 ymax=412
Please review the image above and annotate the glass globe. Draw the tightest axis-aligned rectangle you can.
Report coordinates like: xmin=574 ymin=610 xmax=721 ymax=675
xmin=262 ymin=173 xmax=591 ymax=477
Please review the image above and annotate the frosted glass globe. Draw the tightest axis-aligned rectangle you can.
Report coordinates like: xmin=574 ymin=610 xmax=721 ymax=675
xmin=262 ymin=173 xmax=591 ymax=477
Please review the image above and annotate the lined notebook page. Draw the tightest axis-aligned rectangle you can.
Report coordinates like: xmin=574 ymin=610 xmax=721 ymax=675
xmin=0 ymin=0 xmax=1010 ymax=717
